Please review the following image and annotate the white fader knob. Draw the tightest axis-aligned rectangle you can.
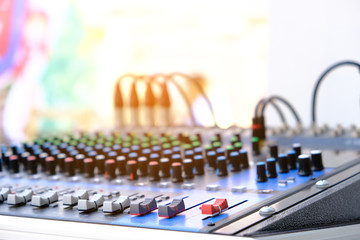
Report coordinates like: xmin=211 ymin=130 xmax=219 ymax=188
xmin=0 ymin=188 xmax=11 ymax=202
xmin=103 ymin=196 xmax=130 ymax=213
xmin=7 ymin=189 xmax=33 ymax=205
xmin=63 ymin=189 xmax=89 ymax=206
xmin=31 ymin=191 xmax=58 ymax=207
xmin=78 ymin=194 xmax=104 ymax=211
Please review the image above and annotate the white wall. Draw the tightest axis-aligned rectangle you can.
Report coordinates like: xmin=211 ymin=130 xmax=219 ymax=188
xmin=268 ymin=0 xmax=360 ymax=128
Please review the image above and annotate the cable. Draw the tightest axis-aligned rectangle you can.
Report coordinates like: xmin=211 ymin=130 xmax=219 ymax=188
xmin=152 ymin=73 xmax=197 ymax=126
xmin=311 ymin=60 xmax=360 ymax=126
xmin=255 ymin=98 xmax=287 ymax=125
xmin=261 ymin=95 xmax=302 ymax=125
xmin=170 ymin=73 xmax=218 ymax=127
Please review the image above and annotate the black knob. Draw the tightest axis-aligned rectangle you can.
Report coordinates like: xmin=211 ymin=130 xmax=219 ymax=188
xmin=171 ymin=162 xmax=183 ymax=183
xmin=56 ymin=153 xmax=66 ymax=173
xmin=266 ymin=158 xmax=277 ymax=178
xmin=171 ymin=154 xmax=182 ymax=163
xmin=95 ymin=154 xmax=105 ymax=174
xmin=216 ymin=148 xmax=226 ymax=158
xmin=138 ymin=157 xmax=148 ymax=177
xmin=149 ymin=153 xmax=160 ymax=163
xmin=45 ymin=156 xmax=56 ymax=176
xmin=278 ymin=153 xmax=289 ymax=173
xmin=38 ymin=152 xmax=48 ymax=172
xmin=193 ymin=147 xmax=203 ymax=157
xmin=84 ymin=158 xmax=95 ymax=178
xmin=75 ymin=154 xmax=85 ymax=173
xmin=293 ymin=143 xmax=301 ymax=157
xmin=269 ymin=144 xmax=278 ymax=160
xmin=21 ymin=152 xmax=30 ymax=170
xmin=183 ymin=159 xmax=194 ymax=179
xmin=184 ymin=150 xmax=194 ymax=160
xmin=229 ymin=151 xmax=241 ymax=172
xmin=27 ymin=155 xmax=38 ymax=175
xmin=3 ymin=151 xmax=11 ymax=168
xmin=298 ymin=154 xmax=312 ymax=176
xmin=160 ymin=158 xmax=171 ymax=178
xmin=239 ymin=149 xmax=249 ymax=169
xmin=311 ymin=150 xmax=324 ymax=171
xmin=152 ymin=145 xmax=161 ymax=155
xmin=105 ymin=159 xmax=116 ymax=180
xmin=9 ymin=155 xmax=20 ymax=174
xmin=127 ymin=160 xmax=138 ymax=180
xmin=216 ymin=156 xmax=228 ymax=177
xmin=116 ymin=156 xmax=126 ymax=176
xmin=107 ymin=151 xmax=117 ymax=159
xmin=194 ymin=155 xmax=204 ymax=175
xmin=162 ymin=149 xmax=172 ymax=159
xmin=141 ymin=148 xmax=151 ymax=160
xmin=65 ymin=157 xmax=75 ymax=177
xmin=252 ymin=137 xmax=260 ymax=156
xmin=206 ymin=151 xmax=217 ymax=169
xmin=256 ymin=162 xmax=267 ymax=182
xmin=287 ymin=150 xmax=297 ymax=169
xmin=148 ymin=161 xmax=160 ymax=181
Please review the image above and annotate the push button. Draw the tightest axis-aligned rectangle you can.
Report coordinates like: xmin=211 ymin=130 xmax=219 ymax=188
xmin=201 ymin=198 xmax=228 ymax=216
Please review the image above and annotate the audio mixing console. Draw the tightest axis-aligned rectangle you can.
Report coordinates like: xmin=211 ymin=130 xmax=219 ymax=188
xmin=0 ymin=127 xmax=359 ymax=238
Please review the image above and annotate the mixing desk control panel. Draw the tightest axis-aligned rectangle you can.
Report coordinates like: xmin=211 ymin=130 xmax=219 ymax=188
xmin=0 ymin=127 xmax=359 ymax=235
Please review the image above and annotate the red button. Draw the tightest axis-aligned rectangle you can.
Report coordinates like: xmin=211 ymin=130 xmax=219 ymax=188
xmin=201 ymin=198 xmax=228 ymax=216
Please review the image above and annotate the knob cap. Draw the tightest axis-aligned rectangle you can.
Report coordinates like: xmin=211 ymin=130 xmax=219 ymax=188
xmin=206 ymin=151 xmax=217 ymax=169
xmin=56 ymin=153 xmax=66 ymax=173
xmin=269 ymin=144 xmax=278 ymax=160
xmin=266 ymin=158 xmax=277 ymax=178
xmin=171 ymin=162 xmax=183 ymax=183
xmin=65 ymin=157 xmax=75 ymax=177
xmin=298 ymin=154 xmax=312 ymax=176
xmin=138 ymin=157 xmax=148 ymax=177
xmin=256 ymin=162 xmax=268 ymax=182
xmin=45 ymin=156 xmax=56 ymax=176
xmin=278 ymin=154 xmax=289 ymax=173
xmin=116 ymin=156 xmax=126 ymax=176
xmin=27 ymin=155 xmax=38 ymax=175
xmin=95 ymin=154 xmax=105 ymax=174
xmin=171 ymin=154 xmax=182 ymax=163
xmin=239 ymin=149 xmax=249 ymax=169
xmin=160 ymin=158 xmax=170 ymax=178
xmin=127 ymin=160 xmax=138 ymax=180
xmin=148 ymin=161 xmax=160 ymax=181
xmin=229 ymin=151 xmax=241 ymax=172
xmin=84 ymin=158 xmax=95 ymax=178
xmin=75 ymin=154 xmax=85 ymax=173
xmin=183 ymin=159 xmax=194 ymax=179
xmin=9 ymin=155 xmax=20 ymax=174
xmin=293 ymin=143 xmax=301 ymax=157
xmin=311 ymin=150 xmax=324 ymax=171
xmin=194 ymin=155 xmax=204 ymax=175
xmin=216 ymin=156 xmax=228 ymax=177
xmin=105 ymin=159 xmax=116 ymax=180
xmin=287 ymin=150 xmax=297 ymax=169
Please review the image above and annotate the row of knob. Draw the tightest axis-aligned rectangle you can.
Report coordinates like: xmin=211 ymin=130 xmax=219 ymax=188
xmin=256 ymin=149 xmax=324 ymax=182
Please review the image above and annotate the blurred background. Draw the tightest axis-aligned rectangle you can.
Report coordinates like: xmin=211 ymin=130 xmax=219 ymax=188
xmin=0 ymin=0 xmax=359 ymax=143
